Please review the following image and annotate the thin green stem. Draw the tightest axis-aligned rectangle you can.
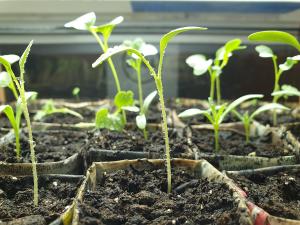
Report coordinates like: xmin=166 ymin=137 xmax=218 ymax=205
xmin=271 ymin=56 xmax=280 ymax=126
xmin=143 ymin=128 xmax=148 ymax=140
xmin=216 ymin=76 xmax=221 ymax=104
xmin=214 ymin=125 xmax=220 ymax=152
xmin=155 ymin=77 xmax=171 ymax=193
xmin=136 ymin=60 xmax=144 ymax=110
xmin=208 ymin=69 xmax=215 ymax=100
xmin=244 ymin=120 xmax=250 ymax=144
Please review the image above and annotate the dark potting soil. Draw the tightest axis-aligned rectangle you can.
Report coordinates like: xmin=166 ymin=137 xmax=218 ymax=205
xmin=0 ymin=175 xmax=83 ymax=223
xmin=0 ymin=130 xmax=88 ymax=163
xmin=229 ymin=169 xmax=300 ymax=219
xmin=78 ymin=168 xmax=241 ymax=225
xmin=190 ymin=129 xmax=290 ymax=157
xmin=86 ymin=128 xmax=191 ymax=158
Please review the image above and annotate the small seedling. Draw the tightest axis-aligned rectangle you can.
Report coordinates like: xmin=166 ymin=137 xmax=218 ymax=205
xmin=233 ymin=102 xmax=289 ymax=143
xmin=254 ymin=45 xmax=300 ymax=125
xmin=95 ymin=90 xmax=134 ymax=131
xmin=0 ymin=41 xmax=38 ymax=206
xmin=34 ymin=99 xmax=83 ymax=121
xmin=178 ymin=94 xmax=262 ymax=152
xmin=72 ymin=87 xmax=80 ymax=100
xmin=65 ymin=13 xmax=127 ymax=121
xmin=0 ymin=91 xmax=37 ymax=160
xmin=122 ymin=90 xmax=157 ymax=139
xmin=92 ymin=26 xmax=207 ymax=193
xmin=272 ymin=84 xmax=300 ymax=100
xmin=186 ymin=39 xmax=245 ymax=104
xmin=123 ymin=38 xmax=158 ymax=138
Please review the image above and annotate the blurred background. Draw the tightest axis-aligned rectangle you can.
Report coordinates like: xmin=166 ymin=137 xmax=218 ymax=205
xmin=1 ymin=0 xmax=300 ymax=101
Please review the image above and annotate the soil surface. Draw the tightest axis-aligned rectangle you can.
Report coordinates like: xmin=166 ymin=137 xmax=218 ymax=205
xmin=86 ymin=128 xmax=192 ymax=158
xmin=229 ymin=169 xmax=300 ymax=219
xmin=0 ymin=130 xmax=88 ymax=163
xmin=78 ymin=167 xmax=242 ymax=225
xmin=0 ymin=175 xmax=83 ymax=223
xmin=190 ymin=129 xmax=290 ymax=157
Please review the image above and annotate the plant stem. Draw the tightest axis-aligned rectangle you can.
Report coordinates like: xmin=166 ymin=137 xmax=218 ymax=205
xmin=136 ymin=60 xmax=144 ymax=110
xmin=272 ymin=56 xmax=280 ymax=126
xmin=143 ymin=128 xmax=148 ymax=140
xmin=216 ymin=76 xmax=221 ymax=104
xmin=155 ymin=77 xmax=171 ymax=193
xmin=244 ymin=120 xmax=250 ymax=144
xmin=214 ymin=125 xmax=220 ymax=152
xmin=208 ymin=69 xmax=215 ymax=100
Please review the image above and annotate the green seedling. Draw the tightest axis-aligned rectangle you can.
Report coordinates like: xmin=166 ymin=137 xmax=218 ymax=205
xmin=34 ymin=99 xmax=83 ymax=121
xmin=122 ymin=90 xmax=157 ymax=139
xmin=72 ymin=87 xmax=80 ymax=100
xmin=254 ymin=45 xmax=300 ymax=125
xmin=233 ymin=102 xmax=289 ymax=143
xmin=0 ymin=92 xmax=37 ymax=160
xmin=123 ymin=38 xmax=158 ymax=138
xmin=65 ymin=13 xmax=127 ymax=121
xmin=178 ymin=94 xmax=262 ymax=152
xmin=92 ymin=26 xmax=207 ymax=193
xmin=95 ymin=90 xmax=134 ymax=131
xmin=272 ymin=84 xmax=300 ymax=100
xmin=186 ymin=39 xmax=246 ymax=104
xmin=0 ymin=41 xmax=38 ymax=206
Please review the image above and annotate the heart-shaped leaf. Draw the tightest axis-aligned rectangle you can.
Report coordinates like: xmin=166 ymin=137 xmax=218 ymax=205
xmin=114 ymin=91 xmax=134 ymax=110
xmin=255 ymin=45 xmax=274 ymax=58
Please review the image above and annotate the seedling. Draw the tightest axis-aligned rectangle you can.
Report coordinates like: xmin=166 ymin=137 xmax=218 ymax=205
xmin=72 ymin=87 xmax=80 ymax=100
xmin=123 ymin=38 xmax=158 ymax=138
xmin=186 ymin=39 xmax=245 ymax=104
xmin=254 ymin=45 xmax=300 ymax=125
xmin=272 ymin=84 xmax=300 ymax=100
xmin=34 ymin=99 xmax=83 ymax=121
xmin=122 ymin=90 xmax=157 ymax=139
xmin=92 ymin=26 xmax=207 ymax=193
xmin=65 ymin=13 xmax=127 ymax=121
xmin=0 ymin=41 xmax=38 ymax=206
xmin=233 ymin=102 xmax=289 ymax=143
xmin=95 ymin=90 xmax=134 ymax=131
xmin=0 ymin=91 xmax=37 ymax=160
xmin=178 ymin=94 xmax=262 ymax=152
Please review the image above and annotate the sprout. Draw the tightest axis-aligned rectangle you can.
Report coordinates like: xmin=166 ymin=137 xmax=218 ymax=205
xmin=186 ymin=39 xmax=246 ymax=104
xmin=95 ymin=91 xmax=135 ymax=131
xmin=72 ymin=87 xmax=80 ymax=100
xmin=0 ymin=41 xmax=39 ymax=206
xmin=179 ymin=94 xmax=262 ymax=152
xmin=92 ymin=26 xmax=207 ymax=193
xmin=34 ymin=100 xmax=83 ymax=121
xmin=123 ymin=38 xmax=158 ymax=138
xmin=233 ymin=103 xmax=289 ymax=143
xmin=254 ymin=44 xmax=300 ymax=125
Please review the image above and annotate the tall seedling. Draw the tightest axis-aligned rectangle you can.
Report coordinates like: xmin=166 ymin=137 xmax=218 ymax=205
xmin=186 ymin=39 xmax=245 ymax=104
xmin=65 ymin=13 xmax=127 ymax=121
xmin=249 ymin=30 xmax=300 ymax=125
xmin=0 ymin=41 xmax=39 ymax=206
xmin=92 ymin=27 xmax=207 ymax=193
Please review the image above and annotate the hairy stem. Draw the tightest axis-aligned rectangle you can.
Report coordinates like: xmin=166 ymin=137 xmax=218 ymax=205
xmin=155 ymin=77 xmax=171 ymax=193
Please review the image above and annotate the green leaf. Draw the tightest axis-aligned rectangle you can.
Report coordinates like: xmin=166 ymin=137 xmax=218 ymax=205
xmin=279 ymin=57 xmax=298 ymax=71
xmin=255 ymin=45 xmax=274 ymax=58
xmin=114 ymin=91 xmax=134 ymax=110
xmin=272 ymin=84 xmax=300 ymax=97
xmin=143 ymin=90 xmax=157 ymax=114
xmin=136 ymin=114 xmax=146 ymax=130
xmin=122 ymin=106 xmax=140 ymax=112
xmin=186 ymin=54 xmax=212 ymax=76
xmin=20 ymin=40 xmax=33 ymax=78
xmin=160 ymin=27 xmax=207 ymax=64
xmin=248 ymin=31 xmax=300 ymax=52
xmin=225 ymin=39 xmax=242 ymax=53
xmin=0 ymin=105 xmax=17 ymax=130
xmin=64 ymin=12 xmax=96 ymax=31
xmin=220 ymin=94 xmax=263 ymax=123
xmin=0 ymin=55 xmax=20 ymax=64
xmin=90 ymin=16 xmax=123 ymax=43
xmin=92 ymin=45 xmax=130 ymax=68
xmin=95 ymin=108 xmax=124 ymax=131
xmin=0 ymin=72 xmax=12 ymax=88
xmin=72 ymin=87 xmax=80 ymax=96
xmin=250 ymin=103 xmax=289 ymax=120
xmin=178 ymin=108 xmax=207 ymax=118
